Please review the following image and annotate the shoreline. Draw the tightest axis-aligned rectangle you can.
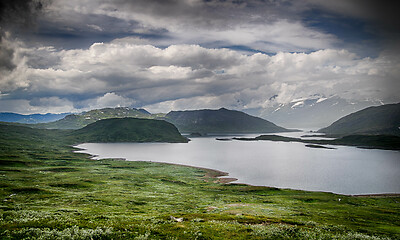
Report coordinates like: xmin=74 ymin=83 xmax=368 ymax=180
xmin=72 ymin=144 xmax=399 ymax=198
xmin=149 ymin=161 xmax=239 ymax=184
xmin=352 ymin=193 xmax=400 ymax=197
xmin=72 ymin=144 xmax=238 ymax=184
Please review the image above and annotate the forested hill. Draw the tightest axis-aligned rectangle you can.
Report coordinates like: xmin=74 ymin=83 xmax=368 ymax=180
xmin=319 ymin=103 xmax=400 ymax=136
xmin=165 ymin=108 xmax=295 ymax=133
xmin=69 ymin=118 xmax=188 ymax=143
xmin=0 ymin=118 xmax=188 ymax=145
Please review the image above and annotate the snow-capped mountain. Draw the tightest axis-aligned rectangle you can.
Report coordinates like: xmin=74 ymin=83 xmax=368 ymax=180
xmin=244 ymin=95 xmax=384 ymax=129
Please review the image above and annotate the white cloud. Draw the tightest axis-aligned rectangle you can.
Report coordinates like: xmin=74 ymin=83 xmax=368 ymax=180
xmin=87 ymin=92 xmax=136 ymax=109
xmin=1 ymin=38 xmax=398 ymax=114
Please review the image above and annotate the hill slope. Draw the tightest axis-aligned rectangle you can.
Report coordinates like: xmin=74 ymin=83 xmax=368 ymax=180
xmin=35 ymin=107 xmax=158 ymax=129
xmin=70 ymin=118 xmax=188 ymax=143
xmin=0 ymin=125 xmax=398 ymax=239
xmin=318 ymin=103 xmax=400 ymax=136
xmin=165 ymin=108 xmax=293 ymax=133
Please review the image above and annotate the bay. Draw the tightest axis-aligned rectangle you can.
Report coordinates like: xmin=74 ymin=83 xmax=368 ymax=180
xmin=76 ymin=133 xmax=400 ymax=195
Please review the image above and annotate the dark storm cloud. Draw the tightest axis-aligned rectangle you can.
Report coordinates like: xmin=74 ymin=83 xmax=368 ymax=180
xmin=0 ymin=39 xmax=15 ymax=71
xmin=308 ymin=0 xmax=400 ymax=35
xmin=91 ymin=0 xmax=337 ymax=52
xmin=361 ymin=0 xmax=400 ymax=44
xmin=109 ymin=0 xmax=302 ymax=28
xmin=0 ymin=0 xmax=48 ymax=28
xmin=0 ymin=0 xmax=50 ymax=72
xmin=363 ymin=0 xmax=400 ymax=27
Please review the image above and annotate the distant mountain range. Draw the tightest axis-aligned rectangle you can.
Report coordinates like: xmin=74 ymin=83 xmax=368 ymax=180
xmin=70 ymin=118 xmax=188 ymax=143
xmin=5 ymin=101 xmax=398 ymax=137
xmin=35 ymin=107 xmax=159 ymax=129
xmin=0 ymin=112 xmax=69 ymax=124
xmin=244 ymin=95 xmax=383 ymax=129
xmin=319 ymin=103 xmax=400 ymax=136
xmin=28 ymin=107 xmax=293 ymax=134
xmin=165 ymin=108 xmax=294 ymax=133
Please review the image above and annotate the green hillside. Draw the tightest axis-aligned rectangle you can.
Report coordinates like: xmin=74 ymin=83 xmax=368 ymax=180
xmin=0 ymin=117 xmax=187 ymax=145
xmin=0 ymin=124 xmax=68 ymax=150
xmin=319 ymin=103 xmax=400 ymax=136
xmin=165 ymin=108 xmax=294 ymax=133
xmin=35 ymin=107 xmax=160 ymax=129
xmin=0 ymin=122 xmax=399 ymax=239
xmin=70 ymin=118 xmax=188 ymax=143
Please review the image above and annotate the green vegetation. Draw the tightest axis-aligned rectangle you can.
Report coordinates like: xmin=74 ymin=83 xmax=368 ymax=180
xmin=35 ymin=107 xmax=162 ymax=129
xmin=0 ymin=117 xmax=187 ymax=144
xmin=165 ymin=108 xmax=296 ymax=133
xmin=0 ymin=123 xmax=399 ymax=239
xmin=319 ymin=103 xmax=400 ymax=136
xmin=31 ymin=107 xmax=296 ymax=136
xmin=70 ymin=118 xmax=188 ymax=143
xmin=232 ymin=134 xmax=400 ymax=151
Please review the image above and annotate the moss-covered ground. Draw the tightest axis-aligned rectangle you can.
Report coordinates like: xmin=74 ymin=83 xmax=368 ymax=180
xmin=0 ymin=124 xmax=399 ymax=239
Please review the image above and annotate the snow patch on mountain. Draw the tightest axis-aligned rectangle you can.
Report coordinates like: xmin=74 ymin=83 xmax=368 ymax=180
xmin=244 ymin=94 xmax=383 ymax=129
xmin=291 ymin=101 xmax=304 ymax=109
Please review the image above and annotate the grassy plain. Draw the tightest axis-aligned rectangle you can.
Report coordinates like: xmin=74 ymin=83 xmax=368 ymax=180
xmin=0 ymin=124 xmax=399 ymax=239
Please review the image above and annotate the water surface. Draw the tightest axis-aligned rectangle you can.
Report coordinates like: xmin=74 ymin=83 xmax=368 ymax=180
xmin=76 ymin=134 xmax=400 ymax=195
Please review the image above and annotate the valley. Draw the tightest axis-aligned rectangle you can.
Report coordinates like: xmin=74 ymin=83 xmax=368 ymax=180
xmin=0 ymin=122 xmax=399 ymax=239
xmin=1 ymin=104 xmax=399 ymax=239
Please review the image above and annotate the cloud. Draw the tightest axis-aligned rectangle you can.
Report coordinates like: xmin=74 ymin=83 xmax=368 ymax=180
xmin=0 ymin=0 xmax=50 ymax=71
xmin=0 ymin=34 xmax=31 ymax=92
xmin=307 ymin=0 xmax=400 ymax=28
xmin=88 ymin=0 xmax=338 ymax=52
xmin=0 ymin=0 xmax=49 ymax=29
xmin=0 ymin=97 xmax=75 ymax=114
xmin=0 ymin=0 xmax=397 ymax=115
xmin=87 ymin=92 xmax=136 ymax=109
xmin=306 ymin=0 xmax=400 ymax=50
xmin=2 ymin=0 xmax=389 ymax=55
xmin=28 ymin=0 xmax=340 ymax=53
xmin=1 ymin=38 xmax=398 ymax=114
xmin=2 ymin=0 xmax=394 ymax=53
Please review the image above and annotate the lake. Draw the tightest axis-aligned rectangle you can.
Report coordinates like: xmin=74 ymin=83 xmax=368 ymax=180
xmin=76 ymin=132 xmax=400 ymax=195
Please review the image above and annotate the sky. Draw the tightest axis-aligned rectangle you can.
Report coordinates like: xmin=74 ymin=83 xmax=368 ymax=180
xmin=0 ymin=0 xmax=399 ymax=114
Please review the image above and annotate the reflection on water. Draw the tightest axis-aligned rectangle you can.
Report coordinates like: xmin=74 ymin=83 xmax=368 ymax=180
xmin=76 ymin=133 xmax=400 ymax=195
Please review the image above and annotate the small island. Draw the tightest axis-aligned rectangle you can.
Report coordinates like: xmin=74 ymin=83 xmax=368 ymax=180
xmin=229 ymin=134 xmax=400 ymax=151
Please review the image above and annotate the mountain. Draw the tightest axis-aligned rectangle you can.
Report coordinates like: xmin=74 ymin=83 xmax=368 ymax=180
xmin=164 ymin=108 xmax=293 ymax=133
xmin=318 ymin=103 xmax=400 ymax=136
xmin=244 ymin=95 xmax=383 ymax=129
xmin=70 ymin=118 xmax=188 ymax=143
xmin=35 ymin=107 xmax=158 ymax=129
xmin=0 ymin=112 xmax=69 ymax=124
